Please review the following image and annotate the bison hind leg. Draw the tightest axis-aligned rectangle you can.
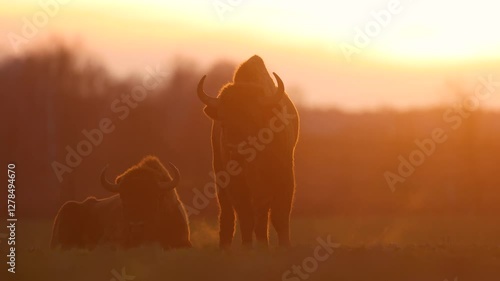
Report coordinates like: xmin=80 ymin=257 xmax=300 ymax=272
xmin=254 ymin=205 xmax=270 ymax=249
xmin=270 ymin=196 xmax=293 ymax=248
xmin=51 ymin=201 xmax=84 ymax=250
xmin=51 ymin=200 xmax=100 ymax=250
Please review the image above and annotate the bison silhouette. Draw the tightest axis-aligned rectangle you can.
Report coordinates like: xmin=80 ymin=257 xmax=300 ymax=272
xmin=51 ymin=156 xmax=191 ymax=250
xmin=197 ymin=55 xmax=300 ymax=248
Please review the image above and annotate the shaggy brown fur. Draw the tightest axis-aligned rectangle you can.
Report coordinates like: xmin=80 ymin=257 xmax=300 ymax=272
xmin=199 ymin=55 xmax=299 ymax=248
xmin=51 ymin=156 xmax=191 ymax=250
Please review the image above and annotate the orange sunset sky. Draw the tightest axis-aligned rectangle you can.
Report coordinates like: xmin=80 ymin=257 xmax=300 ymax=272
xmin=2 ymin=0 xmax=500 ymax=111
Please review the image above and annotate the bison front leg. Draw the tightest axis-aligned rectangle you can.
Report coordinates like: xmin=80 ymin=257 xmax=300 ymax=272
xmin=253 ymin=200 xmax=271 ymax=248
xmin=217 ymin=187 xmax=235 ymax=249
xmin=230 ymin=183 xmax=254 ymax=248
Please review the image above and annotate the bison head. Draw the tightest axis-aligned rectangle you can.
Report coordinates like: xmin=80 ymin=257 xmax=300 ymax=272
xmin=99 ymin=162 xmax=180 ymax=240
xmin=197 ymin=72 xmax=284 ymax=148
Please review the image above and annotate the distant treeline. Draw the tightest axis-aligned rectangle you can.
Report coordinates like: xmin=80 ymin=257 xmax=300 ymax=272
xmin=1 ymin=47 xmax=500 ymax=218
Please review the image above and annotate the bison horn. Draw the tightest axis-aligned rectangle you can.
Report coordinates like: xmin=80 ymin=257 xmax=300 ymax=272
xmin=159 ymin=162 xmax=181 ymax=190
xmin=100 ymin=165 xmax=119 ymax=193
xmin=197 ymin=75 xmax=220 ymax=108
xmin=260 ymin=72 xmax=285 ymax=106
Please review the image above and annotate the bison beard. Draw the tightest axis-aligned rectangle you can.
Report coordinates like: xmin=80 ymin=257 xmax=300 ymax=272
xmin=198 ymin=55 xmax=300 ymax=249
xmin=51 ymin=156 xmax=191 ymax=250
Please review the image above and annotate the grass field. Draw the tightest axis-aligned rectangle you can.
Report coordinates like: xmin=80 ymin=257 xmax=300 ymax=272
xmin=11 ymin=216 xmax=500 ymax=281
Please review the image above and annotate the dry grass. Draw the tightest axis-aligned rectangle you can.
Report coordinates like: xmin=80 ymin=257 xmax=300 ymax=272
xmin=13 ymin=216 xmax=500 ymax=281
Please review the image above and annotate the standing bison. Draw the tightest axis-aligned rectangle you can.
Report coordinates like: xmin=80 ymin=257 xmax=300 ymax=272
xmin=51 ymin=156 xmax=191 ymax=250
xmin=197 ymin=55 xmax=299 ymax=248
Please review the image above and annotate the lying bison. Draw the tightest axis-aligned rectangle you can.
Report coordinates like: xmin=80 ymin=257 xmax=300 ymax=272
xmin=51 ymin=156 xmax=191 ymax=250
xmin=197 ymin=55 xmax=299 ymax=248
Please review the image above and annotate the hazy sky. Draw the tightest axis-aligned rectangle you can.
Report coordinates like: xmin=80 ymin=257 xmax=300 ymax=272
xmin=2 ymin=0 xmax=500 ymax=110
